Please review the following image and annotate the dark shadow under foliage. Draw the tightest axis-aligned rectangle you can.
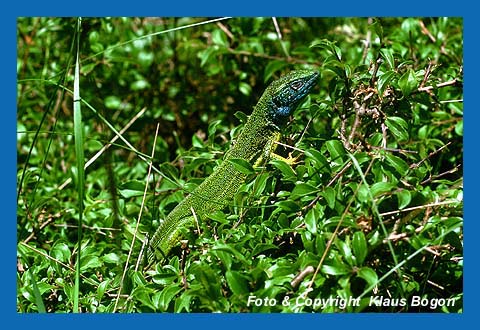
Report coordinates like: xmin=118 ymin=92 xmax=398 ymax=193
xmin=17 ymin=17 xmax=462 ymax=313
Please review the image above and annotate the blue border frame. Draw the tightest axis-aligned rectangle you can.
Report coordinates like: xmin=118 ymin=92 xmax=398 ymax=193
xmin=8 ymin=2 xmax=472 ymax=328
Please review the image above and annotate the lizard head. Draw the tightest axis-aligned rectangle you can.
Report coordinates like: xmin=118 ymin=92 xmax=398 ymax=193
xmin=266 ymin=70 xmax=319 ymax=129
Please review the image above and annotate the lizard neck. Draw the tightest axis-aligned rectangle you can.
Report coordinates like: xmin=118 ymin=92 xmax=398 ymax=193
xmin=226 ymin=102 xmax=277 ymax=163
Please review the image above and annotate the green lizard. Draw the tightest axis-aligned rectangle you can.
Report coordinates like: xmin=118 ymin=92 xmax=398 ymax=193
xmin=147 ymin=69 xmax=319 ymax=264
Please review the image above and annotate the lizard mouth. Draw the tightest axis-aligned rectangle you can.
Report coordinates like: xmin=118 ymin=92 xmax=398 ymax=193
xmin=291 ymin=71 xmax=319 ymax=104
xmin=303 ymin=71 xmax=320 ymax=92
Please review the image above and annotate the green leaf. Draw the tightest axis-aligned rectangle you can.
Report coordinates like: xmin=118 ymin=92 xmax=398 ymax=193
xmin=50 ymin=242 xmax=71 ymax=263
xmin=380 ymin=48 xmax=395 ymax=70
xmin=252 ymin=172 xmax=269 ymax=196
xmin=455 ymin=120 xmax=463 ymax=136
xmin=157 ymin=285 xmax=182 ymax=311
xmin=104 ymin=95 xmax=121 ymax=109
xmin=225 ymin=270 xmax=249 ymax=296
xmin=357 ymin=184 xmax=369 ymax=203
xmin=396 ymin=190 xmax=411 ymax=209
xmin=211 ymin=243 xmax=248 ymax=266
xmin=102 ymin=252 xmax=120 ymax=264
xmin=207 ymin=210 xmax=229 ymax=224
xmin=212 ymin=29 xmax=229 ymax=47
xmin=386 ymin=116 xmax=409 ymax=142
xmin=357 ymin=267 xmax=378 ymax=288
xmin=120 ymin=180 xmax=145 ymax=190
xmin=133 ymin=286 xmax=157 ymax=311
xmin=370 ymin=182 xmax=395 ymax=198
xmin=304 ymin=208 xmax=318 ymax=234
xmin=131 ymin=79 xmax=151 ymax=91
xmin=251 ymin=243 xmax=279 ymax=256
xmin=321 ymin=263 xmax=351 ymax=276
xmin=377 ymin=70 xmax=396 ymax=95
xmin=119 ymin=180 xmax=147 ymax=198
xmin=228 ymin=158 xmax=255 ymax=175
xmin=239 ymin=81 xmax=252 ymax=96
xmin=352 ymin=231 xmax=367 ymax=265
xmin=29 ymin=271 xmax=46 ymax=313
xmin=207 ymin=119 xmax=222 ymax=141
xmin=175 ymin=292 xmax=193 ymax=312
xmin=380 ymin=48 xmax=395 ymax=69
xmin=138 ymin=51 xmax=154 ymax=67
xmin=305 ymin=148 xmax=330 ymax=170
xmin=233 ymin=110 xmax=248 ymax=123
xmin=322 ymin=186 xmax=336 ymax=209
xmin=264 ymin=60 xmax=288 ymax=82
xmin=80 ymin=255 xmax=102 ymax=271
xmin=310 ymin=39 xmax=342 ymax=60
xmin=96 ymin=280 xmax=110 ymax=302
xmin=270 ymin=159 xmax=296 ymax=182
xmin=369 ymin=19 xmax=384 ymax=41
xmin=325 ymin=140 xmax=345 ymax=163
xmin=291 ymin=182 xmax=318 ymax=198
xmin=198 ymin=46 xmax=218 ymax=67
xmin=276 ymin=200 xmax=299 ymax=212
xmin=336 ymin=238 xmax=353 ymax=263
xmin=398 ymin=69 xmax=418 ymax=96
xmin=385 ymin=153 xmax=410 ymax=176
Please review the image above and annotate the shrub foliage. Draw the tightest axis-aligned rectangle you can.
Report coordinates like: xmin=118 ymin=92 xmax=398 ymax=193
xmin=17 ymin=17 xmax=463 ymax=312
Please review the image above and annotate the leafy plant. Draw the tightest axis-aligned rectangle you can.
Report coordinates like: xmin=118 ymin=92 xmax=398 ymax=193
xmin=17 ymin=17 xmax=462 ymax=313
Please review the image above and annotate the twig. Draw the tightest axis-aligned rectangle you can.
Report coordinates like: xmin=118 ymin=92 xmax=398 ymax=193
xmin=420 ymin=164 xmax=461 ymax=185
xmin=18 ymin=242 xmax=95 ymax=286
xmin=427 ymin=279 xmax=445 ymax=291
xmin=136 ymin=234 xmax=149 ymax=271
xmin=180 ymin=240 xmax=189 ymax=289
xmin=216 ymin=21 xmax=234 ymax=40
xmin=368 ymin=145 xmax=418 ymax=154
xmin=274 ymin=140 xmax=304 ymax=153
xmin=291 ymin=266 xmax=315 ymax=288
xmin=410 ymin=141 xmax=451 ymax=169
xmin=19 ymin=242 xmax=75 ymax=272
xmin=82 ymin=17 xmax=233 ymax=64
xmin=191 ymin=206 xmax=201 ymax=236
xmin=303 ymin=161 xmax=352 ymax=211
xmin=419 ymin=61 xmax=434 ymax=90
xmin=419 ymin=20 xmax=436 ymax=43
xmin=416 ymin=79 xmax=459 ymax=92
xmin=440 ymin=99 xmax=463 ymax=104
xmin=272 ymin=17 xmax=290 ymax=59
xmin=345 ymin=101 xmax=363 ymax=150
xmin=369 ymin=56 xmax=383 ymax=88
xmin=386 ymin=223 xmax=425 ymax=242
xmin=23 ymin=211 xmax=59 ymax=243
xmin=53 ymin=222 xmax=121 ymax=234
xmin=362 ymin=17 xmax=373 ymax=63
xmin=307 ymin=157 xmax=376 ymax=292
xmin=114 ymin=122 xmax=160 ymax=312
xmin=379 ymin=200 xmax=459 ymax=217
xmin=58 ymin=107 xmax=147 ymax=190
xmin=226 ymin=48 xmax=311 ymax=65
xmin=381 ymin=122 xmax=388 ymax=150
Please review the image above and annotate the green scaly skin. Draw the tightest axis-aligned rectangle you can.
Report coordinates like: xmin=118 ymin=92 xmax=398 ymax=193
xmin=147 ymin=70 xmax=319 ymax=264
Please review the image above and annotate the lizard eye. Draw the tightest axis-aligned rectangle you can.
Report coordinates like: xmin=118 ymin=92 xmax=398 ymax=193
xmin=290 ymin=80 xmax=304 ymax=90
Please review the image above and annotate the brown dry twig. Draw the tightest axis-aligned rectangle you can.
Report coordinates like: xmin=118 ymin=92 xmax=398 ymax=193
xmin=419 ymin=20 xmax=436 ymax=43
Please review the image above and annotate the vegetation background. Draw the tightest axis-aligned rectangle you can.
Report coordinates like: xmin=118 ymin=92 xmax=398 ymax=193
xmin=17 ymin=17 xmax=463 ymax=312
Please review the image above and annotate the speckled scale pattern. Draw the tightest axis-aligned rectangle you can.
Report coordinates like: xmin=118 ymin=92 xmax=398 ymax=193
xmin=147 ymin=70 xmax=319 ymax=263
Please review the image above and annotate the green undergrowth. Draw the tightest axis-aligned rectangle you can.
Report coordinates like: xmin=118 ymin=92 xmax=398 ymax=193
xmin=17 ymin=17 xmax=463 ymax=312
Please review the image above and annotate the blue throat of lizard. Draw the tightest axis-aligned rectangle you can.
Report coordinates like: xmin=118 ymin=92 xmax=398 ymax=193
xmin=266 ymin=70 xmax=319 ymax=129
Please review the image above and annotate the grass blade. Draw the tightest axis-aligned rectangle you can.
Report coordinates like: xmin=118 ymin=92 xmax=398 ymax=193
xmin=72 ymin=17 xmax=85 ymax=313
xmin=29 ymin=270 xmax=46 ymax=313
